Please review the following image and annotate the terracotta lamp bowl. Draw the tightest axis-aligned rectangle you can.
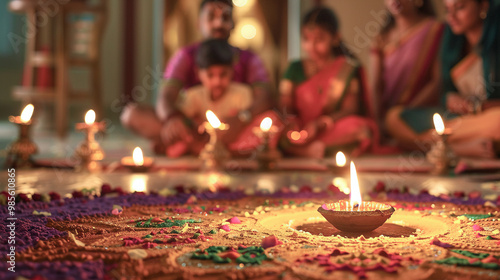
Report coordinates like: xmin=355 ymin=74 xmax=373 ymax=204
xmin=318 ymin=201 xmax=395 ymax=232
xmin=121 ymin=157 xmax=154 ymax=173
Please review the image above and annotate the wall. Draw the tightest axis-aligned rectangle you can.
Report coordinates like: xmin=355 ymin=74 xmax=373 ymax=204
xmin=0 ymin=0 xmax=155 ymax=122
xmin=101 ymin=0 xmax=123 ymax=108
xmin=0 ymin=0 xmax=448 ymax=124
xmin=133 ymin=0 xmax=155 ymax=106
xmin=0 ymin=6 xmax=26 ymax=118
xmin=300 ymin=0 xmax=446 ymax=66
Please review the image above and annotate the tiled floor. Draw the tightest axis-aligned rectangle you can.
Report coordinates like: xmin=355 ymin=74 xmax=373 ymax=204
xmin=4 ymin=165 xmax=500 ymax=196
xmin=2 ymin=155 xmax=500 ymax=200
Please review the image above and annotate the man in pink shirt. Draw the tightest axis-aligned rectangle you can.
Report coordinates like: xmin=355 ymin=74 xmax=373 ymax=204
xmin=121 ymin=0 xmax=273 ymax=156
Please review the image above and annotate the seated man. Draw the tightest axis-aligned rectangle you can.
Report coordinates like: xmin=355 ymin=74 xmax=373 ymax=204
xmin=121 ymin=0 xmax=274 ymax=156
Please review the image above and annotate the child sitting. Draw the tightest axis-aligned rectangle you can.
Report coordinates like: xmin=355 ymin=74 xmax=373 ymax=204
xmin=279 ymin=7 xmax=377 ymax=158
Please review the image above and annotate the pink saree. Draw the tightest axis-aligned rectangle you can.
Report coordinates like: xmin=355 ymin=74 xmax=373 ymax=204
xmin=295 ymin=57 xmax=356 ymax=124
xmin=381 ymin=19 xmax=444 ymax=116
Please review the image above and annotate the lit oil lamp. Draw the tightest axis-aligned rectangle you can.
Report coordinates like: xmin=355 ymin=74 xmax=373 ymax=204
xmin=253 ymin=117 xmax=281 ymax=170
xmin=318 ymin=162 xmax=395 ymax=232
xmin=200 ymin=110 xmax=230 ymax=170
xmin=74 ymin=109 xmax=105 ymax=172
xmin=121 ymin=147 xmax=154 ymax=172
xmin=5 ymin=104 xmax=38 ymax=168
xmin=287 ymin=129 xmax=309 ymax=145
xmin=426 ymin=113 xmax=456 ymax=175
xmin=336 ymin=151 xmax=347 ymax=168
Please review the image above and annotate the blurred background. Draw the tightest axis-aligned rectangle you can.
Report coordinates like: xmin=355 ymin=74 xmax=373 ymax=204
xmin=0 ymin=0 xmax=446 ymax=162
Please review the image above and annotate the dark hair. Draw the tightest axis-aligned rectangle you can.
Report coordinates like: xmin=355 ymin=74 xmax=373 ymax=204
xmin=302 ymin=7 xmax=356 ymax=59
xmin=440 ymin=0 xmax=499 ymax=102
xmin=199 ymin=0 xmax=233 ymax=12
xmin=381 ymin=0 xmax=436 ymax=34
xmin=196 ymin=39 xmax=234 ymax=69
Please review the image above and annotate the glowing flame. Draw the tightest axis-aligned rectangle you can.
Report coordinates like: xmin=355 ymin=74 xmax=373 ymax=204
xmin=260 ymin=117 xmax=272 ymax=132
xmin=85 ymin=110 xmax=96 ymax=125
xmin=132 ymin=147 xmax=144 ymax=166
xmin=20 ymin=104 xmax=34 ymax=123
xmin=336 ymin=151 xmax=346 ymax=167
xmin=206 ymin=110 xmax=221 ymax=129
xmin=433 ymin=113 xmax=445 ymax=135
xmin=350 ymin=161 xmax=362 ymax=208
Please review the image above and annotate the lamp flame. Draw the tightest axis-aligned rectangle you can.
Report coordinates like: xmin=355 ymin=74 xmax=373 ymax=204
xmin=206 ymin=110 xmax=221 ymax=129
xmin=20 ymin=104 xmax=34 ymax=123
xmin=132 ymin=147 xmax=144 ymax=166
xmin=260 ymin=117 xmax=272 ymax=132
xmin=350 ymin=161 xmax=362 ymax=209
xmin=433 ymin=113 xmax=445 ymax=135
xmin=85 ymin=110 xmax=96 ymax=125
xmin=336 ymin=151 xmax=346 ymax=167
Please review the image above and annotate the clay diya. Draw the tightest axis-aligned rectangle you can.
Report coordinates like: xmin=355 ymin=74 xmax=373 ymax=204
xmin=200 ymin=110 xmax=230 ymax=170
xmin=5 ymin=104 xmax=38 ymax=168
xmin=252 ymin=117 xmax=281 ymax=170
xmin=327 ymin=151 xmax=349 ymax=174
xmin=318 ymin=162 xmax=395 ymax=232
xmin=74 ymin=110 xmax=106 ymax=172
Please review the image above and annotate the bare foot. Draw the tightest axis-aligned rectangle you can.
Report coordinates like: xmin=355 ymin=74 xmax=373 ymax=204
xmin=121 ymin=103 xmax=162 ymax=140
xmin=451 ymin=138 xmax=496 ymax=158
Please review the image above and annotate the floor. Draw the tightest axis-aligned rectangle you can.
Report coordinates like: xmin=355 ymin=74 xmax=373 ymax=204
xmin=4 ymin=164 xmax=500 ymax=198
xmin=1 ymin=119 xmax=500 ymax=199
